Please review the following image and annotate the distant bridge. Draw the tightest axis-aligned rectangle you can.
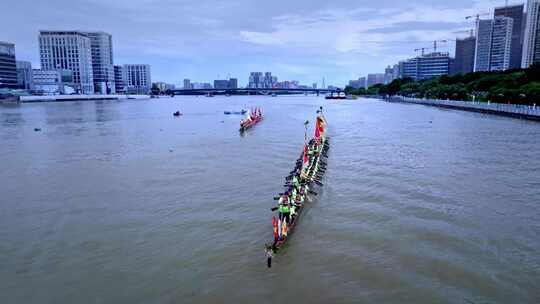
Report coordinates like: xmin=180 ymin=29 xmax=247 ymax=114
xmin=169 ymin=87 xmax=340 ymax=96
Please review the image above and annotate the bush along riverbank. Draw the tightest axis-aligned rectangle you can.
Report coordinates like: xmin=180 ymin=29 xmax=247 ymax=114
xmin=346 ymin=63 xmax=540 ymax=106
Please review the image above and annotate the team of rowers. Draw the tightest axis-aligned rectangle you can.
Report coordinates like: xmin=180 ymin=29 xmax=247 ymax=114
xmin=240 ymin=107 xmax=263 ymax=126
xmin=271 ymin=136 xmax=328 ymax=246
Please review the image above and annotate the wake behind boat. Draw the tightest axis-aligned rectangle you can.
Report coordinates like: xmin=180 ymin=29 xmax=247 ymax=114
xmin=239 ymin=108 xmax=263 ymax=132
xmin=265 ymin=107 xmax=329 ymax=268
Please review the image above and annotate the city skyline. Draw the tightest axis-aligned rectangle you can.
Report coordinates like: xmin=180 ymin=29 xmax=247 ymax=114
xmin=1 ymin=0 xmax=509 ymax=87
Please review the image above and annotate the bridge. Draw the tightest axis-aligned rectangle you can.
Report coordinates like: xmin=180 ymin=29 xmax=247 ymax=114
xmin=169 ymin=87 xmax=340 ymax=96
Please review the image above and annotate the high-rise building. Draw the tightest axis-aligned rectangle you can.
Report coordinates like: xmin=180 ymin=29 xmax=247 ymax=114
xmin=213 ymin=79 xmax=229 ymax=89
xmin=348 ymin=79 xmax=365 ymax=89
xmin=39 ymin=31 xmax=94 ymax=93
xmin=183 ymin=78 xmax=191 ymax=89
xmin=489 ymin=16 xmax=513 ymax=71
xmin=86 ymin=31 xmax=115 ymax=94
xmin=114 ymin=65 xmax=124 ymax=93
xmin=0 ymin=41 xmax=18 ymax=89
xmin=400 ymin=52 xmax=453 ymax=80
xmin=474 ymin=19 xmax=494 ymax=72
xmin=123 ymin=64 xmax=151 ymax=94
xmin=229 ymin=78 xmax=238 ymax=89
xmin=494 ymin=4 xmax=524 ymax=69
xmin=16 ymin=61 xmax=33 ymax=90
xmin=454 ymin=36 xmax=476 ymax=74
xmin=522 ymin=0 xmax=540 ymax=67
xmin=248 ymin=72 xmax=276 ymax=88
xmin=249 ymin=72 xmax=263 ymax=88
xmin=392 ymin=64 xmax=400 ymax=80
xmin=384 ymin=66 xmax=395 ymax=84
xmin=367 ymin=73 xmax=385 ymax=87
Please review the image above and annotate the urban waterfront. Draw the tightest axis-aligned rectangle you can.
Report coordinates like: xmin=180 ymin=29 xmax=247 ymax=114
xmin=1 ymin=96 xmax=539 ymax=303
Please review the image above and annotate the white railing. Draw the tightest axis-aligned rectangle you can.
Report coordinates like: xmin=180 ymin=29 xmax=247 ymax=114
xmin=399 ymin=97 xmax=540 ymax=117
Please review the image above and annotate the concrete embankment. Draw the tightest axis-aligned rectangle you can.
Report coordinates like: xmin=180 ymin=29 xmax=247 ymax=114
xmin=16 ymin=94 xmax=151 ymax=103
xmin=387 ymin=96 xmax=540 ymax=122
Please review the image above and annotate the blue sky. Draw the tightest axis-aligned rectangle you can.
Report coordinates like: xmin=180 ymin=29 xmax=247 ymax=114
xmin=2 ymin=0 xmax=511 ymax=87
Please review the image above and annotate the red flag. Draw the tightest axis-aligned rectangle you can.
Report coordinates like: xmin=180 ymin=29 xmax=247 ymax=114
xmin=303 ymin=143 xmax=309 ymax=164
xmin=315 ymin=117 xmax=321 ymax=139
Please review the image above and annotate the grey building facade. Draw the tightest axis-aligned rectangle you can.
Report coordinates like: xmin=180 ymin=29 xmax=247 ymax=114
xmin=183 ymin=79 xmax=191 ymax=89
xmin=454 ymin=36 xmax=476 ymax=74
xmin=367 ymin=73 xmax=385 ymax=87
xmin=39 ymin=31 xmax=94 ymax=94
xmin=213 ymin=80 xmax=229 ymax=89
xmin=0 ymin=41 xmax=18 ymax=89
xmin=474 ymin=19 xmax=494 ymax=72
xmin=123 ymin=64 xmax=151 ymax=94
xmin=16 ymin=61 xmax=33 ymax=90
xmin=489 ymin=17 xmax=513 ymax=71
xmin=86 ymin=32 xmax=115 ymax=94
xmin=494 ymin=4 xmax=525 ymax=70
xmin=229 ymin=78 xmax=238 ymax=89
xmin=400 ymin=52 xmax=453 ymax=80
xmin=523 ymin=0 xmax=540 ymax=67
xmin=114 ymin=65 xmax=124 ymax=93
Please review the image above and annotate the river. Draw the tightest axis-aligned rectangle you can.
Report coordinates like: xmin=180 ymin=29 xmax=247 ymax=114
xmin=1 ymin=96 xmax=539 ymax=303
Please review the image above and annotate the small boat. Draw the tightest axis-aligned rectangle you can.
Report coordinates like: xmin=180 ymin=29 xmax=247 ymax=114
xmin=325 ymin=92 xmax=346 ymax=100
xmin=173 ymin=111 xmax=182 ymax=117
xmin=265 ymin=108 xmax=329 ymax=268
xmin=224 ymin=110 xmax=247 ymax=115
xmin=239 ymin=108 xmax=263 ymax=132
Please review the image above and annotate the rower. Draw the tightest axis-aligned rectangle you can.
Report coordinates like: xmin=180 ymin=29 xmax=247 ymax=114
xmin=278 ymin=201 xmax=291 ymax=224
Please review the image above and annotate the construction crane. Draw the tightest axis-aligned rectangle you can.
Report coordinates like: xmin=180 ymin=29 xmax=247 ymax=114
xmin=465 ymin=13 xmax=490 ymax=22
xmin=414 ymin=47 xmax=428 ymax=56
xmin=432 ymin=40 xmax=447 ymax=52
xmin=414 ymin=40 xmax=448 ymax=56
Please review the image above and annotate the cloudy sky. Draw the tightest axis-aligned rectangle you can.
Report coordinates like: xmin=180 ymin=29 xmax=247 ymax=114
xmin=2 ymin=0 xmax=512 ymax=86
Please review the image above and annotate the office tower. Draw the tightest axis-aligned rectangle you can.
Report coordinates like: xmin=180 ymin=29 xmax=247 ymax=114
xmin=523 ymin=0 xmax=540 ymax=67
xmin=494 ymin=4 xmax=524 ymax=69
xmin=454 ymin=36 xmax=476 ymax=74
xmin=0 ymin=41 xmax=18 ymax=89
xmin=348 ymin=79 xmax=365 ymax=89
xmin=474 ymin=20 xmax=494 ymax=71
xmin=229 ymin=78 xmax=238 ymax=89
xmin=183 ymin=78 xmax=191 ymax=89
xmin=122 ymin=64 xmax=151 ymax=94
xmin=489 ymin=17 xmax=513 ymax=71
xmin=384 ymin=66 xmax=395 ymax=84
xmin=86 ymin=32 xmax=115 ymax=94
xmin=114 ymin=65 xmax=124 ymax=93
xmin=213 ymin=79 xmax=229 ymax=89
xmin=366 ymin=73 xmax=385 ymax=87
xmin=38 ymin=31 xmax=94 ymax=93
xmin=16 ymin=61 xmax=33 ymax=90
xmin=400 ymin=52 xmax=452 ymax=80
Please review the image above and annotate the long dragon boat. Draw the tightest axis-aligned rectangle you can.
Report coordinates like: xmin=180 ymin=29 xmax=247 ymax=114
xmin=239 ymin=108 xmax=263 ymax=132
xmin=265 ymin=107 xmax=329 ymax=268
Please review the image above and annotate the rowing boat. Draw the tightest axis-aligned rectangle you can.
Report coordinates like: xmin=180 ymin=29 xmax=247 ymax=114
xmin=265 ymin=108 xmax=329 ymax=267
xmin=239 ymin=108 xmax=263 ymax=132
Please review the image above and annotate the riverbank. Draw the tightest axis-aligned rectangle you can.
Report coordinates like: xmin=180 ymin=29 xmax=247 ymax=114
xmin=387 ymin=96 xmax=540 ymax=122
xmin=16 ymin=94 xmax=151 ymax=103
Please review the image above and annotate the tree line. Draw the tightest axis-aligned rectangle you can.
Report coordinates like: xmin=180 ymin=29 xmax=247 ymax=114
xmin=345 ymin=63 xmax=540 ymax=105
